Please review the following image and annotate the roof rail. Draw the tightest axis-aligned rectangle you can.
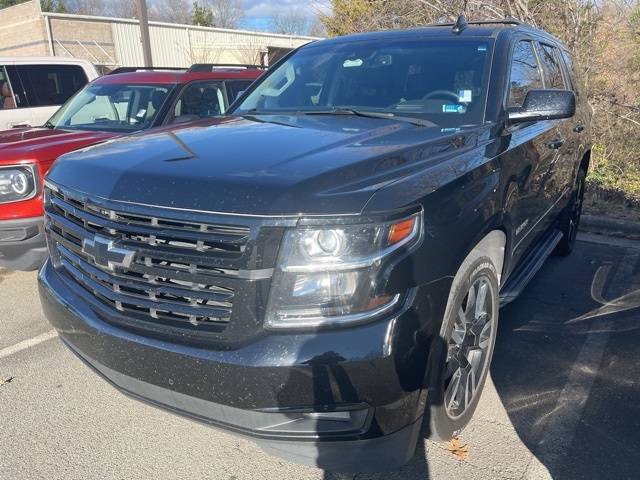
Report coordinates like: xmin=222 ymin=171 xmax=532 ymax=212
xmin=108 ymin=67 xmax=185 ymax=75
xmin=188 ymin=63 xmax=266 ymax=72
xmin=431 ymin=16 xmax=524 ymax=28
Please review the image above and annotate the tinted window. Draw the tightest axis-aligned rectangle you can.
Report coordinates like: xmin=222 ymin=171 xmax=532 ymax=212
xmin=225 ymin=80 xmax=253 ymax=104
xmin=0 ymin=66 xmax=16 ymax=110
xmin=538 ymin=44 xmax=566 ymax=89
xmin=15 ymin=64 xmax=88 ymax=107
xmin=48 ymin=83 xmax=171 ymax=132
xmin=508 ymin=41 xmax=543 ymax=108
xmin=560 ymin=50 xmax=578 ymax=93
xmin=170 ymin=82 xmax=224 ymax=124
xmin=234 ymin=38 xmax=495 ymax=128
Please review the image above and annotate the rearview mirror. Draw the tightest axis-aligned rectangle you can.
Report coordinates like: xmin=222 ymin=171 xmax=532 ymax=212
xmin=508 ymin=89 xmax=575 ymax=125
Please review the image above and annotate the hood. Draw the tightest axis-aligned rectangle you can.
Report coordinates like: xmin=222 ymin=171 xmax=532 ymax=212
xmin=46 ymin=115 xmax=481 ymax=216
xmin=0 ymin=128 xmax=116 ymax=166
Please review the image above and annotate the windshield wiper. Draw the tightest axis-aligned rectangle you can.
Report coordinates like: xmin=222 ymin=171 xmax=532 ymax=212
xmin=43 ymin=121 xmax=55 ymax=129
xmin=301 ymin=107 xmax=436 ymax=128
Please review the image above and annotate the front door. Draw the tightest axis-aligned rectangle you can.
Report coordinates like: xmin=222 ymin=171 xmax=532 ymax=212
xmin=501 ymin=39 xmax=563 ymax=267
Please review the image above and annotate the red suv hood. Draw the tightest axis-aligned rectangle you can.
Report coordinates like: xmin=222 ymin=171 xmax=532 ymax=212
xmin=0 ymin=128 xmax=117 ymax=165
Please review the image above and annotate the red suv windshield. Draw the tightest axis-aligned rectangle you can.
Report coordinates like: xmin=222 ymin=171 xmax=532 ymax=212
xmin=47 ymin=83 xmax=174 ymax=132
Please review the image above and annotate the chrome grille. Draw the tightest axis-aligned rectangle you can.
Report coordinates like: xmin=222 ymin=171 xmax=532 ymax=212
xmin=45 ymin=186 xmax=252 ymax=330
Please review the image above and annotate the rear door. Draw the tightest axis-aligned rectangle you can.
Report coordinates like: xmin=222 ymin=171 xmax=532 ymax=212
xmin=535 ymin=41 xmax=574 ymax=213
xmin=0 ymin=64 xmax=31 ymax=130
xmin=13 ymin=63 xmax=89 ymax=127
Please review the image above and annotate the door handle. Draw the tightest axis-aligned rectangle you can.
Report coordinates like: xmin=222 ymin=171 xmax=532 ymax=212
xmin=547 ymin=138 xmax=565 ymax=150
xmin=573 ymin=124 xmax=585 ymax=133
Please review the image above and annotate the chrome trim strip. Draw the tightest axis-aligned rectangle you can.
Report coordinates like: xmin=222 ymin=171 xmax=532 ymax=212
xmin=44 ymin=180 xmax=356 ymax=223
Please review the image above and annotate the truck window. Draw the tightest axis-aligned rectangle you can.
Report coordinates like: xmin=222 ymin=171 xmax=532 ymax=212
xmin=14 ymin=64 xmax=88 ymax=107
xmin=537 ymin=44 xmax=566 ymax=89
xmin=234 ymin=38 xmax=495 ymax=128
xmin=171 ymin=82 xmax=225 ymax=123
xmin=508 ymin=41 xmax=543 ymax=108
xmin=48 ymin=83 xmax=171 ymax=132
xmin=225 ymin=80 xmax=253 ymax=104
xmin=0 ymin=66 xmax=16 ymax=110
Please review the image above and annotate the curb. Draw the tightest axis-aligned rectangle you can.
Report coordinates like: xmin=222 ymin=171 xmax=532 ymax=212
xmin=581 ymin=214 xmax=640 ymax=238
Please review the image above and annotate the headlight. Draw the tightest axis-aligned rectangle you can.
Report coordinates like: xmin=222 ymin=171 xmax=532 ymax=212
xmin=265 ymin=211 xmax=422 ymax=329
xmin=0 ymin=165 xmax=37 ymax=204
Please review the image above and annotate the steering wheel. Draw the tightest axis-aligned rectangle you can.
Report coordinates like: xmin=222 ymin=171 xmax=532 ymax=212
xmin=423 ymin=90 xmax=462 ymax=102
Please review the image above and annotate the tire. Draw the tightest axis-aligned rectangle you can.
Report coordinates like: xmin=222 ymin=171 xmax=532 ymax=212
xmin=554 ymin=168 xmax=586 ymax=256
xmin=426 ymin=255 xmax=499 ymax=441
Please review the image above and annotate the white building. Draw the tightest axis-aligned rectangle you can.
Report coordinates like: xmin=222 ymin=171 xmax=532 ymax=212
xmin=0 ymin=1 xmax=319 ymax=71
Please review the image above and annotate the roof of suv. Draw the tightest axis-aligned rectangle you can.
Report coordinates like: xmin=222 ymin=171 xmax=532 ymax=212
xmin=97 ymin=67 xmax=264 ymax=86
xmin=314 ymin=20 xmax=564 ymax=49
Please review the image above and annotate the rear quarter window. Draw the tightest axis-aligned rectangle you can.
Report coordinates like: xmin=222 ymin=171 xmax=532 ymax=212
xmin=15 ymin=64 xmax=88 ymax=107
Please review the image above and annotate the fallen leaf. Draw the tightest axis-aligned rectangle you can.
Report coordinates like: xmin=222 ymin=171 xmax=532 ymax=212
xmin=0 ymin=377 xmax=14 ymax=386
xmin=446 ymin=437 xmax=469 ymax=460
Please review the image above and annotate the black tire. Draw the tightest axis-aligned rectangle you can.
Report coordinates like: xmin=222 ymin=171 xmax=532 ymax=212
xmin=554 ymin=168 xmax=586 ymax=256
xmin=426 ymin=255 xmax=499 ymax=441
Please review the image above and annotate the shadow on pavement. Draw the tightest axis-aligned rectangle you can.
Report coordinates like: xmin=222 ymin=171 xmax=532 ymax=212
xmin=491 ymin=240 xmax=640 ymax=478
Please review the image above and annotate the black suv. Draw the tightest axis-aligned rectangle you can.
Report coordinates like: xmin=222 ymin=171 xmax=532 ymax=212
xmin=39 ymin=18 xmax=591 ymax=472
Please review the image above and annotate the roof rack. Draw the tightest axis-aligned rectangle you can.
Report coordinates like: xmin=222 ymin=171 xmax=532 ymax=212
xmin=431 ymin=15 xmax=524 ymax=30
xmin=108 ymin=67 xmax=186 ymax=75
xmin=188 ymin=64 xmax=266 ymax=72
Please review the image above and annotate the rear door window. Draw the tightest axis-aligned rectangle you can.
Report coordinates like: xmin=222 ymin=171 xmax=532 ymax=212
xmin=537 ymin=44 xmax=566 ymax=89
xmin=15 ymin=64 xmax=88 ymax=107
xmin=508 ymin=40 xmax=544 ymax=108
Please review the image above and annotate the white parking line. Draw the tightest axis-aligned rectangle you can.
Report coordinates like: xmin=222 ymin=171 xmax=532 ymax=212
xmin=525 ymin=248 xmax=639 ymax=479
xmin=0 ymin=330 xmax=58 ymax=360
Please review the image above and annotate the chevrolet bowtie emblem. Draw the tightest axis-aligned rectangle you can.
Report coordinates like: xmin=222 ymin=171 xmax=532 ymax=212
xmin=82 ymin=235 xmax=135 ymax=271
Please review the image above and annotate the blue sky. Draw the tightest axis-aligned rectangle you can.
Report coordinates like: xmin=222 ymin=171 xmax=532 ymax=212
xmin=241 ymin=0 xmax=330 ymax=31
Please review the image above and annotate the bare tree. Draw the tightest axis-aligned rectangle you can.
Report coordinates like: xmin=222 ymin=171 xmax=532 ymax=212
xmin=270 ymin=9 xmax=313 ymax=35
xmin=151 ymin=0 xmax=193 ymax=24
xmin=207 ymin=0 xmax=244 ymax=29
xmin=63 ymin=0 xmax=107 ymax=15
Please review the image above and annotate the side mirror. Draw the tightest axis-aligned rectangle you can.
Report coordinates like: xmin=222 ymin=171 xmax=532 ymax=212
xmin=508 ymin=89 xmax=576 ymax=125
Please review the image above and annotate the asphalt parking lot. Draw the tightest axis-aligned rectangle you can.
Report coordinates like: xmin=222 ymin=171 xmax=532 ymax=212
xmin=1 ymin=234 xmax=639 ymax=480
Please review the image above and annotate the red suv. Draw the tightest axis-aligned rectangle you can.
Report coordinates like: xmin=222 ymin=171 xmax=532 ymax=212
xmin=0 ymin=65 xmax=263 ymax=270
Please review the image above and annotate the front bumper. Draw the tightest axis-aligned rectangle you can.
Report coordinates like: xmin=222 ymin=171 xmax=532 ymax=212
xmin=39 ymin=260 xmax=450 ymax=471
xmin=0 ymin=216 xmax=47 ymax=271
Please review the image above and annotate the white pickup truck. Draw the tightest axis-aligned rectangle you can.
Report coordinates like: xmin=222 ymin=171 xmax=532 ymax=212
xmin=0 ymin=57 xmax=98 ymax=130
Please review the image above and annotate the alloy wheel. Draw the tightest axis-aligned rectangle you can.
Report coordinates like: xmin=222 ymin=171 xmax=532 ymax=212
xmin=444 ymin=276 xmax=495 ymax=420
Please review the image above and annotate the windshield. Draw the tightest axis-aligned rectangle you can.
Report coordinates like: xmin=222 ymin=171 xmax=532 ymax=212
xmin=47 ymin=83 xmax=173 ymax=132
xmin=233 ymin=38 xmax=494 ymax=128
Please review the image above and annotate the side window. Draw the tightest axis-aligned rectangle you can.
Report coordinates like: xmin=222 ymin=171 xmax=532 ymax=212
xmin=15 ymin=64 xmax=88 ymax=107
xmin=537 ymin=44 xmax=566 ymax=89
xmin=508 ymin=41 xmax=543 ymax=108
xmin=560 ymin=50 xmax=579 ymax=95
xmin=225 ymin=80 xmax=253 ymax=104
xmin=0 ymin=66 xmax=16 ymax=110
xmin=171 ymin=82 xmax=224 ymax=124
